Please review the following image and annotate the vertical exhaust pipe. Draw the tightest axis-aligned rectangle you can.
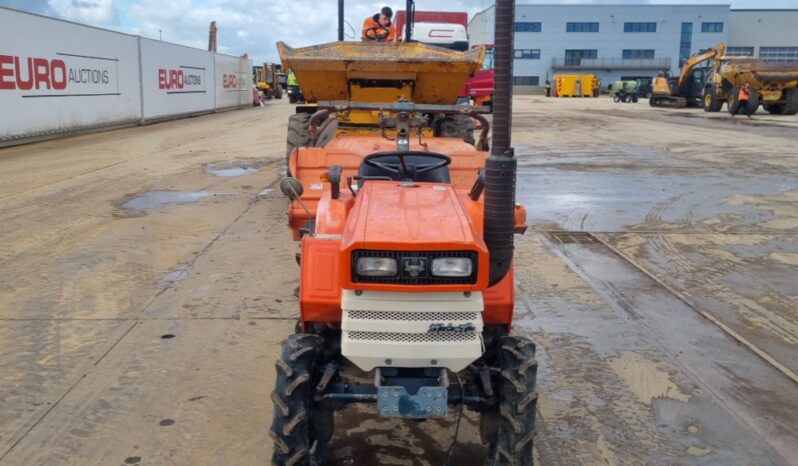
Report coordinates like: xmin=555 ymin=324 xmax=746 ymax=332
xmin=484 ymin=0 xmax=516 ymax=287
xmin=338 ymin=0 xmax=344 ymax=41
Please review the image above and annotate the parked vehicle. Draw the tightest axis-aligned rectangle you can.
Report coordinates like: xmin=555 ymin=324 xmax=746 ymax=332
xmin=554 ymin=74 xmax=601 ymax=97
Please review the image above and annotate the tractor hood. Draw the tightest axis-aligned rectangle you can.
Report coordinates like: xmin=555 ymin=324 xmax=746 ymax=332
xmin=340 ymin=180 xmax=487 ymax=255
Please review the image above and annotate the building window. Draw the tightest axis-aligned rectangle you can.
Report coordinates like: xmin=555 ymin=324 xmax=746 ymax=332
xmin=564 ymin=49 xmax=598 ymax=66
xmin=701 ymin=22 xmax=723 ymax=33
xmin=514 ymin=49 xmax=541 ymax=60
xmin=760 ymin=47 xmax=798 ymax=62
xmin=566 ymin=22 xmax=599 ymax=33
xmin=680 ymin=22 xmax=693 ymax=67
xmin=514 ymin=76 xmax=540 ymax=86
xmin=624 ymin=22 xmax=657 ymax=33
xmin=622 ymin=49 xmax=655 ymax=60
xmin=515 ymin=22 xmax=541 ymax=32
xmin=726 ymin=47 xmax=754 ymax=57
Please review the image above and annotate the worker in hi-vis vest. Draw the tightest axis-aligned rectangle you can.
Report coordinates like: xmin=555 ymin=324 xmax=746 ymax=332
xmin=733 ymin=82 xmax=753 ymax=118
xmin=362 ymin=6 xmax=396 ymax=42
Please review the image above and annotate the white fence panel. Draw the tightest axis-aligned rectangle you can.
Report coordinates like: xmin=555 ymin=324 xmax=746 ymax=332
xmin=215 ymin=53 xmax=253 ymax=109
xmin=140 ymin=38 xmax=215 ymax=120
xmin=0 ymin=8 xmax=141 ymax=141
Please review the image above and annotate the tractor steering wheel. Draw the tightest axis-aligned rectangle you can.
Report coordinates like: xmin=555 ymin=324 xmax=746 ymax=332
xmin=364 ymin=25 xmax=391 ymax=41
xmin=363 ymin=151 xmax=452 ymax=180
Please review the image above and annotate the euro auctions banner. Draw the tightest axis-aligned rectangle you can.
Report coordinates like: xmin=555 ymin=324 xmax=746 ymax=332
xmin=0 ymin=7 xmax=141 ymax=140
xmin=215 ymin=53 xmax=253 ymax=109
xmin=140 ymin=38 xmax=215 ymax=119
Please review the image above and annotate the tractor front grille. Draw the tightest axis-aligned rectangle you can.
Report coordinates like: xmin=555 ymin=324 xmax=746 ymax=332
xmin=347 ymin=330 xmax=480 ymax=343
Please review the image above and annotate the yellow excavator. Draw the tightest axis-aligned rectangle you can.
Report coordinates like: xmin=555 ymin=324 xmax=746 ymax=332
xmin=650 ymin=44 xmax=725 ymax=108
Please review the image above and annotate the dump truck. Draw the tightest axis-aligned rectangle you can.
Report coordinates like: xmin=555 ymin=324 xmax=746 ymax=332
xmin=703 ymin=57 xmax=798 ymax=115
xmin=270 ymin=0 xmax=537 ymax=465
xmin=650 ymin=45 xmax=722 ymax=108
xmin=554 ymin=74 xmax=600 ymax=97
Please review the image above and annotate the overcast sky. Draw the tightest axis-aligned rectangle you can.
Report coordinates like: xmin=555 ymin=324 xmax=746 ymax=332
xmin=1 ymin=0 xmax=793 ymax=64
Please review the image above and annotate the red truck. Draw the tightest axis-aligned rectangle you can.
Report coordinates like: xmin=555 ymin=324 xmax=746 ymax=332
xmin=394 ymin=11 xmax=494 ymax=110
xmin=394 ymin=11 xmax=469 ymax=50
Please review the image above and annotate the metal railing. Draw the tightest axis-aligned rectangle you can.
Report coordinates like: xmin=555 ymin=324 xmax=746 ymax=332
xmin=551 ymin=57 xmax=671 ymax=69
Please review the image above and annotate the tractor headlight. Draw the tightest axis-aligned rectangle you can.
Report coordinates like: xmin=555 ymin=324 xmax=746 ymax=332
xmin=431 ymin=257 xmax=473 ymax=277
xmin=356 ymin=257 xmax=398 ymax=276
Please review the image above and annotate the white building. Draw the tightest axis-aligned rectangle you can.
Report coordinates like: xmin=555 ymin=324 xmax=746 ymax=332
xmin=469 ymin=3 xmax=731 ymax=88
xmin=727 ymin=9 xmax=798 ymax=61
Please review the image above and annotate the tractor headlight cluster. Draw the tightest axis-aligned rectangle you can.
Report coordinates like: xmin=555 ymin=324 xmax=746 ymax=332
xmin=352 ymin=250 xmax=478 ymax=284
xmin=356 ymin=257 xmax=398 ymax=276
xmin=431 ymin=257 xmax=473 ymax=277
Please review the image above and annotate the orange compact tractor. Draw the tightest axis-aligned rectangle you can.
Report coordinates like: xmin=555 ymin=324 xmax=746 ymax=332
xmin=270 ymin=1 xmax=537 ymax=464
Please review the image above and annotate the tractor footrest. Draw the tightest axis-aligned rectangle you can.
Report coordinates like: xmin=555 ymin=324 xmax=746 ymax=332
xmin=377 ymin=386 xmax=448 ymax=418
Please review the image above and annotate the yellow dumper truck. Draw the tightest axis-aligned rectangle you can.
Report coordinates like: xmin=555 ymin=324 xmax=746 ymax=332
xmin=554 ymin=74 xmax=601 ymax=97
xmin=704 ymin=58 xmax=798 ymax=115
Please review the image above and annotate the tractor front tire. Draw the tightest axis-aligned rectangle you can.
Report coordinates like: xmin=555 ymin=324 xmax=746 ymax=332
xmin=270 ymin=334 xmax=333 ymax=466
xmin=481 ymin=336 xmax=539 ymax=466
xmin=286 ymin=113 xmax=313 ymax=176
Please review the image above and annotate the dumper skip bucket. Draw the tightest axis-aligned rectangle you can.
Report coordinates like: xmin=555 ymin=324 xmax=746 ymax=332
xmin=277 ymin=41 xmax=485 ymax=104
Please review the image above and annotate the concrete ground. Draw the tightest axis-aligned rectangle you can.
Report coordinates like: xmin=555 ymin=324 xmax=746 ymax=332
xmin=0 ymin=97 xmax=796 ymax=466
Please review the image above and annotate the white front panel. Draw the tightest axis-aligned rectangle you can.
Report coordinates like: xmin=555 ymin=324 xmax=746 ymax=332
xmin=0 ymin=8 xmax=141 ymax=140
xmin=341 ymin=290 xmax=484 ymax=372
xmin=140 ymin=38 xmax=215 ymax=119
xmin=214 ymin=53 xmax=252 ymax=109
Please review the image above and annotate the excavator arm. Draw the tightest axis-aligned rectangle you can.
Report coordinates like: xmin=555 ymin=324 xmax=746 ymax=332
xmin=676 ymin=42 xmax=726 ymax=92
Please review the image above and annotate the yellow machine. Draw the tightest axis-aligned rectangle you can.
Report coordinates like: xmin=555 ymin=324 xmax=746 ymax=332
xmin=705 ymin=55 xmax=798 ymax=115
xmin=651 ymin=42 xmax=798 ymax=114
xmin=254 ymin=63 xmax=283 ymax=99
xmin=277 ymin=41 xmax=487 ymax=149
xmin=554 ymin=74 xmax=600 ymax=97
xmin=650 ymin=45 xmax=724 ymax=108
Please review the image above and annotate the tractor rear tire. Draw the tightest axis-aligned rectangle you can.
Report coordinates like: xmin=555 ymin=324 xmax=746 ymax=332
xmin=703 ymin=87 xmax=723 ymax=112
xmin=480 ymin=336 xmax=538 ymax=466
xmin=783 ymin=88 xmax=798 ymax=115
xmin=286 ymin=113 xmax=313 ymax=176
xmin=269 ymin=334 xmax=333 ymax=466
xmin=613 ymin=95 xmax=621 ymax=103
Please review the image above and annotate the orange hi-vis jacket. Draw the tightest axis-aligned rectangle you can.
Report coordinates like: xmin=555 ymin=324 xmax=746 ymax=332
xmin=362 ymin=15 xmax=396 ymax=42
xmin=738 ymin=86 xmax=750 ymax=101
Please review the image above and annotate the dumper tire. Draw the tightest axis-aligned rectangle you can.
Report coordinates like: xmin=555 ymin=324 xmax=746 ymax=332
xmin=286 ymin=113 xmax=313 ymax=176
xmin=727 ymin=89 xmax=740 ymax=115
xmin=703 ymin=87 xmax=723 ymax=112
xmin=481 ymin=336 xmax=538 ymax=466
xmin=436 ymin=115 xmax=476 ymax=146
xmin=765 ymin=104 xmax=784 ymax=115
xmin=747 ymin=91 xmax=760 ymax=115
xmin=270 ymin=334 xmax=333 ymax=466
xmin=783 ymin=88 xmax=798 ymax=115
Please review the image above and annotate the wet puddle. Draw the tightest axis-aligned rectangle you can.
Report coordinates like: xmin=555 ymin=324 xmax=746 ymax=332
xmin=205 ymin=162 xmax=259 ymax=177
xmin=121 ymin=191 xmax=211 ymax=211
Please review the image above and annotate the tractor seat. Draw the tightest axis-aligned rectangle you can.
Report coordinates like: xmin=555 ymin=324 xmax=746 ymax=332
xmin=357 ymin=154 xmax=451 ymax=185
